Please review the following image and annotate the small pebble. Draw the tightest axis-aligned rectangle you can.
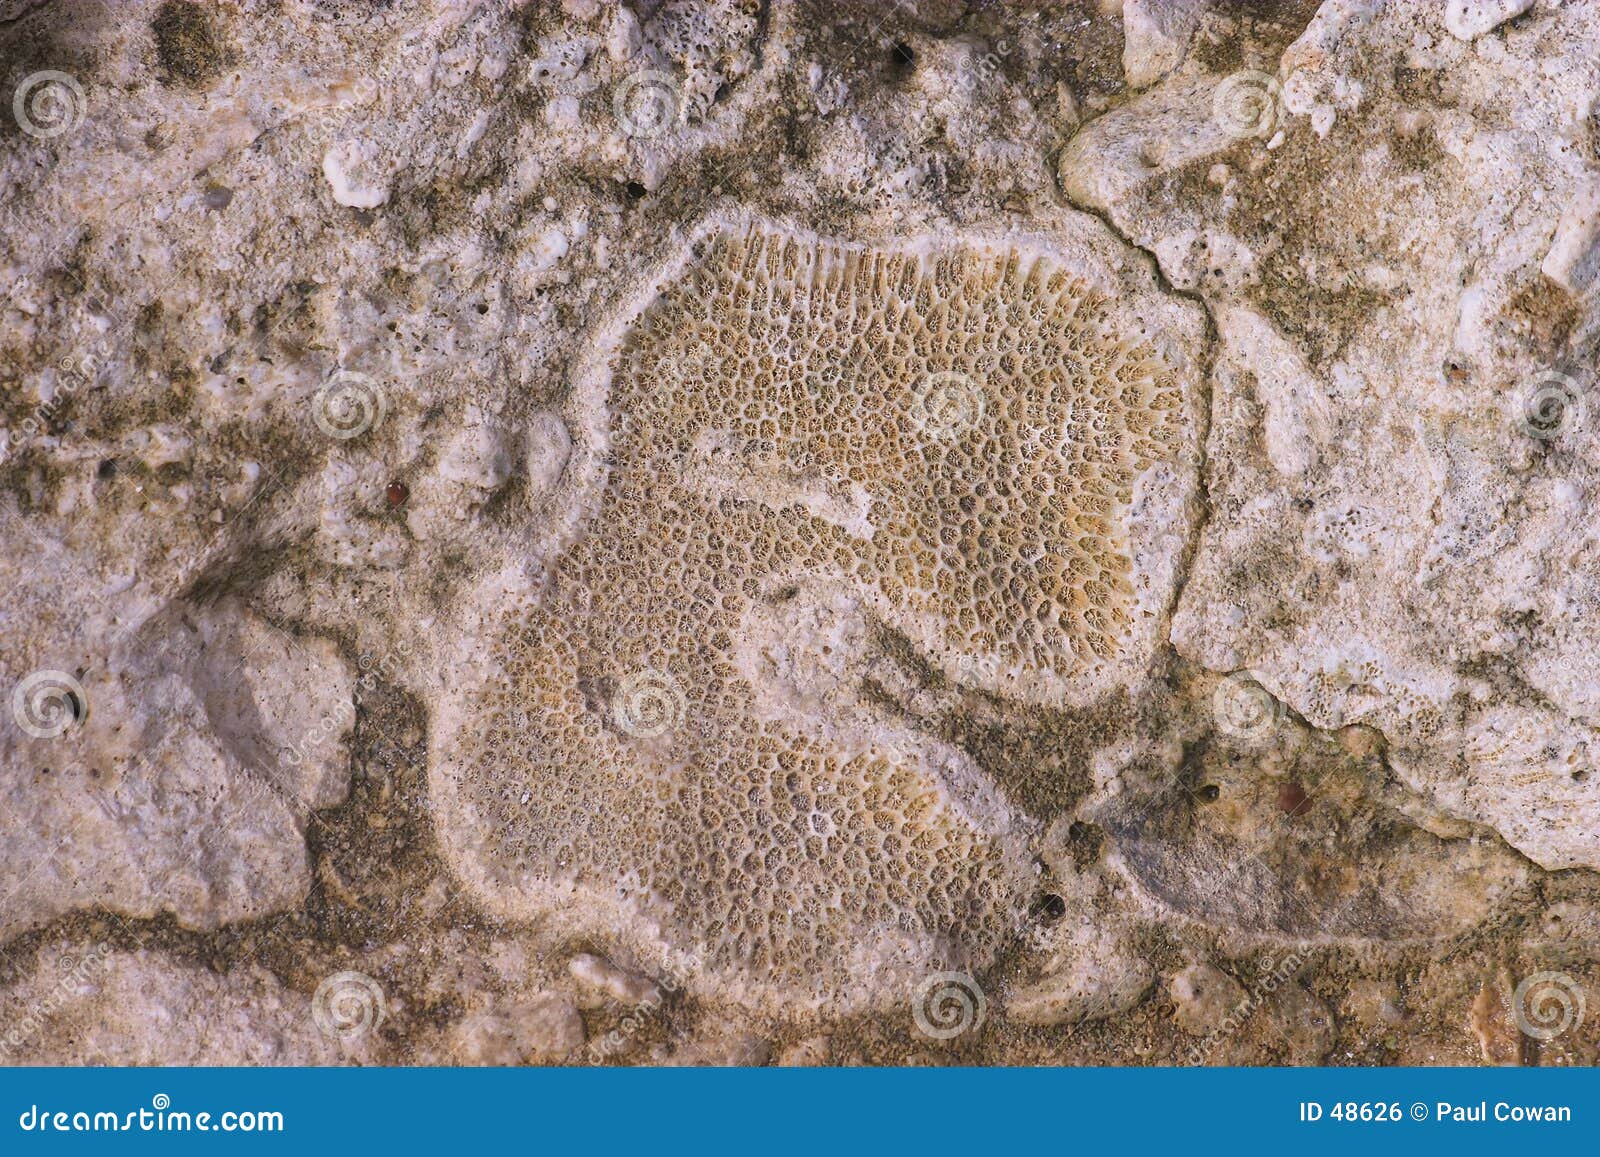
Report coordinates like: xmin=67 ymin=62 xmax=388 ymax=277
xmin=568 ymin=952 xmax=659 ymax=1006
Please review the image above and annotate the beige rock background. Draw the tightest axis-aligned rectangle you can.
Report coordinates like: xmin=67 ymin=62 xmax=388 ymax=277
xmin=0 ymin=0 xmax=1595 ymax=1065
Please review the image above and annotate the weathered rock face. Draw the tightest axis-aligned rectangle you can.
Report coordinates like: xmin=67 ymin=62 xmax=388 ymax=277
xmin=0 ymin=0 xmax=1596 ymax=1066
xmin=0 ymin=944 xmax=344 ymax=1065
xmin=0 ymin=587 xmax=353 ymax=942
xmin=1063 ymin=0 xmax=1600 ymax=873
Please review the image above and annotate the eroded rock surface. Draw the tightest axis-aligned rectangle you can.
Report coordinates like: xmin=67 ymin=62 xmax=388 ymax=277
xmin=1 ymin=0 xmax=1597 ymax=1066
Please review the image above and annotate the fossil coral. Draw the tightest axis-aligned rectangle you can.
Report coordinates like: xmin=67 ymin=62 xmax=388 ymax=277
xmin=433 ymin=219 xmax=1198 ymax=1012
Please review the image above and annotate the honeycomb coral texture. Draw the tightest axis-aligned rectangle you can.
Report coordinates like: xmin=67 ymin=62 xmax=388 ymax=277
xmin=467 ymin=223 xmax=1185 ymax=1009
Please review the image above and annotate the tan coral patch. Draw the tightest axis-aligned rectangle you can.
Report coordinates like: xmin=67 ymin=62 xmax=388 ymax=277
xmin=459 ymin=223 xmax=1186 ymax=1011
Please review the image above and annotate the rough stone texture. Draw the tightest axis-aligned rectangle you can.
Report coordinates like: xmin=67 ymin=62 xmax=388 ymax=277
xmin=1122 ymin=0 xmax=1208 ymax=90
xmin=0 ymin=945 xmax=342 ymax=1065
xmin=1445 ymin=0 xmax=1535 ymax=42
xmin=1007 ymin=916 xmax=1155 ymax=1027
xmin=1064 ymin=0 xmax=1600 ymax=873
xmin=569 ymin=953 xmax=660 ymax=1007
xmin=1167 ymin=962 xmax=1246 ymax=1037
xmin=443 ymin=994 xmax=585 ymax=1065
xmin=0 ymin=591 xmax=353 ymax=943
xmin=1 ymin=0 xmax=1598 ymax=1067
